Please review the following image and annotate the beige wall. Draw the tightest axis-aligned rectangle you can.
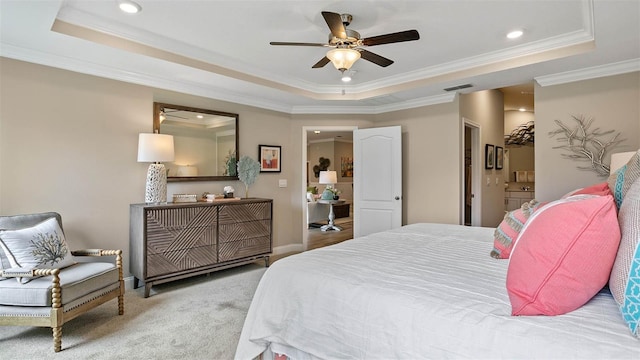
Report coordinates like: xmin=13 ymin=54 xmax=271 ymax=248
xmin=535 ymin=72 xmax=640 ymax=201
xmin=2 ymin=58 xmax=638 ymax=276
xmin=375 ymin=100 xmax=461 ymax=225
xmin=460 ymin=90 xmax=506 ymax=227
xmin=0 ymin=58 xmax=297 ymax=274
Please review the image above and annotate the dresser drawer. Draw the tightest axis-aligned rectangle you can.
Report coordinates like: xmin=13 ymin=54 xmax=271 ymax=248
xmin=218 ymin=202 xmax=271 ymax=224
xmin=218 ymin=236 xmax=271 ymax=262
xmin=219 ymin=219 xmax=271 ymax=243
xmin=146 ymin=206 xmax=217 ymax=232
xmin=147 ymin=245 xmax=217 ymax=278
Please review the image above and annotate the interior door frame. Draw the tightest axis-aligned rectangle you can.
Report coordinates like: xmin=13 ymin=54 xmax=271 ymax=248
xmin=461 ymin=118 xmax=482 ymax=226
xmin=301 ymin=125 xmax=358 ymax=250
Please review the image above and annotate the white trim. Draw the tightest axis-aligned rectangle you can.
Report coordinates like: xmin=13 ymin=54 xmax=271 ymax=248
xmin=272 ymin=244 xmax=304 ymax=256
xmin=535 ymin=58 xmax=640 ymax=87
xmin=461 ymin=118 xmax=482 ymax=226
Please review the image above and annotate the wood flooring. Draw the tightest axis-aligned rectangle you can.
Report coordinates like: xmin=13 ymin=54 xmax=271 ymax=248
xmin=269 ymin=217 xmax=353 ymax=263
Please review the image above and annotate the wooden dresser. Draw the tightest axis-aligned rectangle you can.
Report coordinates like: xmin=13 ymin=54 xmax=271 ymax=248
xmin=130 ymin=198 xmax=272 ymax=297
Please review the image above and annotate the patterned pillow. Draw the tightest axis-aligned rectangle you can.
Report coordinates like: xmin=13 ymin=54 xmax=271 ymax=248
xmin=608 ymin=149 xmax=640 ymax=209
xmin=0 ymin=217 xmax=75 ymax=283
xmin=507 ymin=195 xmax=620 ymax=316
xmin=491 ymin=200 xmax=541 ymax=259
xmin=608 ymin=178 xmax=640 ymax=336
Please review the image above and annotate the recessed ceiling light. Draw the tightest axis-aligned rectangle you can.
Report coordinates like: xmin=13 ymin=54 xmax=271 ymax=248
xmin=341 ymin=74 xmax=352 ymax=82
xmin=507 ymin=30 xmax=523 ymax=39
xmin=196 ymin=115 xmax=204 ymax=119
xmin=118 ymin=0 xmax=142 ymax=14
xmin=314 ymin=130 xmax=321 ymax=134
xmin=519 ymin=108 xmax=527 ymax=112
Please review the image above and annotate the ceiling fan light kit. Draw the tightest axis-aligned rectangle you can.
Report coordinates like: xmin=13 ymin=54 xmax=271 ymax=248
xmin=270 ymin=11 xmax=420 ymax=78
xmin=327 ymin=48 xmax=361 ymax=71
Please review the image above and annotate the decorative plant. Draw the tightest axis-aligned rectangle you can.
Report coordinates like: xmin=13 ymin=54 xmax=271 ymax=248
xmin=548 ymin=115 xmax=625 ymax=176
xmin=237 ymin=155 xmax=260 ymax=198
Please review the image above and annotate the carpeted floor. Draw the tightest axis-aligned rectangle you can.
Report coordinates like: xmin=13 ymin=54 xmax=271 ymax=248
xmin=0 ymin=263 xmax=267 ymax=360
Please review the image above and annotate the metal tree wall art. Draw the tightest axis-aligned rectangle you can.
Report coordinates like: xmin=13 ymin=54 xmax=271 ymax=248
xmin=505 ymin=121 xmax=535 ymax=145
xmin=548 ymin=115 xmax=625 ymax=176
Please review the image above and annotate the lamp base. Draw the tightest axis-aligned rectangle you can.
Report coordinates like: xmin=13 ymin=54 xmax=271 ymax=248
xmin=145 ymin=163 xmax=167 ymax=203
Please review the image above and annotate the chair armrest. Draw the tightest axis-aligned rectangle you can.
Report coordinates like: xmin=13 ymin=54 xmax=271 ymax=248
xmin=72 ymin=249 xmax=123 ymax=281
xmin=1 ymin=267 xmax=60 ymax=278
xmin=71 ymin=249 xmax=122 ymax=257
xmin=1 ymin=268 xmax=63 ymax=306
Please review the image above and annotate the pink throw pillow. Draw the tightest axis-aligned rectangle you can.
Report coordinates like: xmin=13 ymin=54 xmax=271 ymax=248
xmin=572 ymin=182 xmax=613 ymax=197
xmin=506 ymin=195 xmax=620 ymax=316
xmin=491 ymin=200 xmax=542 ymax=259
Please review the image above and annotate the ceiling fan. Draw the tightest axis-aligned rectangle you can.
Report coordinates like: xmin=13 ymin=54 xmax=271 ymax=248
xmin=270 ymin=11 xmax=420 ymax=75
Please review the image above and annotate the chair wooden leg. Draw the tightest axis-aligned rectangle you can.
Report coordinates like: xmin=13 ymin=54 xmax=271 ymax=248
xmin=53 ymin=326 xmax=62 ymax=352
xmin=118 ymin=294 xmax=124 ymax=315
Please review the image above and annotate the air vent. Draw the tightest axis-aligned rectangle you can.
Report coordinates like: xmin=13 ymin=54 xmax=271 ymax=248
xmin=443 ymin=84 xmax=473 ymax=92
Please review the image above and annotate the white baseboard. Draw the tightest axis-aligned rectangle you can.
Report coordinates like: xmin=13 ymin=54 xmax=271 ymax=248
xmin=272 ymin=243 xmax=304 ymax=255
xmin=124 ymin=276 xmax=135 ymax=291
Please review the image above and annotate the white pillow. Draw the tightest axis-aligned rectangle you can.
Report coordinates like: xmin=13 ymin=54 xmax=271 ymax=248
xmin=0 ymin=217 xmax=75 ymax=283
xmin=609 ymin=178 xmax=640 ymax=337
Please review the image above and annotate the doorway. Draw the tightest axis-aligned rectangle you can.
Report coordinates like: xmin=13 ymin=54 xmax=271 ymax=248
xmin=462 ymin=118 xmax=481 ymax=226
xmin=301 ymin=126 xmax=357 ymax=250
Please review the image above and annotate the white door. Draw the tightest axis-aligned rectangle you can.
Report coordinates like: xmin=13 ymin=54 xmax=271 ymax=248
xmin=353 ymin=126 xmax=402 ymax=238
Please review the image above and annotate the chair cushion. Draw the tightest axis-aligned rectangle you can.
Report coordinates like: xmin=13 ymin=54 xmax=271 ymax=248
xmin=0 ymin=262 xmax=118 ymax=307
xmin=0 ymin=217 xmax=75 ymax=283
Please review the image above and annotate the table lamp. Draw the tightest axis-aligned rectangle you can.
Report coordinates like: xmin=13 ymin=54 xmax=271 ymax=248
xmin=319 ymin=170 xmax=338 ymax=200
xmin=137 ymin=133 xmax=175 ymax=203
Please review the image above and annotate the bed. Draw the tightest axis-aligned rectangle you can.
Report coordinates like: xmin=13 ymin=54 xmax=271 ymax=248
xmin=236 ymin=222 xmax=639 ymax=359
xmin=238 ymin=150 xmax=640 ymax=359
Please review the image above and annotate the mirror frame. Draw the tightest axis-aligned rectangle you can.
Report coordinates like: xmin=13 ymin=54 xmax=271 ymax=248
xmin=153 ymin=102 xmax=239 ymax=182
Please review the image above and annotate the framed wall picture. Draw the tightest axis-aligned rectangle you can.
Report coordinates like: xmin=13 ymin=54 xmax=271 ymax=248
xmin=259 ymin=145 xmax=281 ymax=173
xmin=495 ymin=146 xmax=504 ymax=170
xmin=485 ymin=144 xmax=494 ymax=169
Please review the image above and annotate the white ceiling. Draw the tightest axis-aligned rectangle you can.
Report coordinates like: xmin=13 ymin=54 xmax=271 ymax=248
xmin=1 ymin=0 xmax=638 ymax=114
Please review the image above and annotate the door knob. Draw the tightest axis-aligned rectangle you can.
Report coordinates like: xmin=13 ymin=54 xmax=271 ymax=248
xmin=395 ymin=196 xmax=400 ymax=200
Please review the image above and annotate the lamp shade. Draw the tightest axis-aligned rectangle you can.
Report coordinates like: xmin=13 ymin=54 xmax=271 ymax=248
xmin=326 ymin=48 xmax=361 ymax=71
xmin=137 ymin=133 xmax=175 ymax=163
xmin=319 ymin=170 xmax=337 ymax=184
xmin=610 ymin=151 xmax=636 ymax=173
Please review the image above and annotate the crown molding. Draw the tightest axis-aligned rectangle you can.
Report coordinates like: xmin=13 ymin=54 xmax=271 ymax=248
xmin=535 ymin=58 xmax=640 ymax=87
xmin=52 ymin=0 xmax=597 ymax=101
xmin=0 ymin=43 xmax=293 ymax=113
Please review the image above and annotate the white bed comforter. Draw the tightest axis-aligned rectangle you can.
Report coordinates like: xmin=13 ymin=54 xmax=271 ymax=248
xmin=236 ymin=223 xmax=639 ymax=359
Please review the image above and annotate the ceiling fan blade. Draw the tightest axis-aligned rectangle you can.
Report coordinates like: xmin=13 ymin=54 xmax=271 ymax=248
xmin=270 ymin=41 xmax=328 ymax=47
xmin=359 ymin=50 xmax=394 ymax=67
xmin=362 ymin=30 xmax=420 ymax=46
xmin=312 ymin=57 xmax=331 ymax=68
xmin=322 ymin=11 xmax=347 ymax=39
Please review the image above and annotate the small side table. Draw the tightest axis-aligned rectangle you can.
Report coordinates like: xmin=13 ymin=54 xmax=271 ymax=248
xmin=317 ymin=199 xmax=346 ymax=231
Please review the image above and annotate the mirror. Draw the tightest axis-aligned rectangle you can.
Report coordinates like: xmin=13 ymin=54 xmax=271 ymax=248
xmin=153 ymin=102 xmax=238 ymax=182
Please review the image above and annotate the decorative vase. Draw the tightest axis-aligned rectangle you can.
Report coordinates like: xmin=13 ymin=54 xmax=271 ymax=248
xmin=321 ymin=189 xmax=334 ymax=200
xmin=333 ymin=195 xmax=340 ymax=200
